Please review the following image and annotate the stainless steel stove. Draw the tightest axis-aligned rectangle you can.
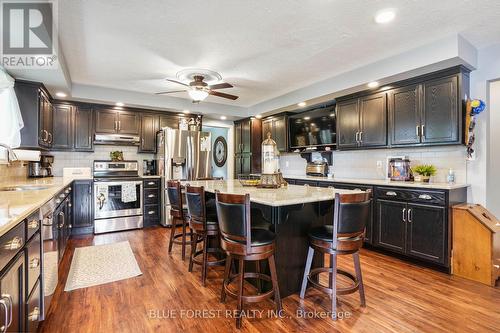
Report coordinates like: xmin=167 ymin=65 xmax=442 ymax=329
xmin=93 ymin=161 xmax=143 ymax=233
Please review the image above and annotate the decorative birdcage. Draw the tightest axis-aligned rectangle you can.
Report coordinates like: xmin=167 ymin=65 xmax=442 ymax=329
xmin=259 ymin=132 xmax=287 ymax=188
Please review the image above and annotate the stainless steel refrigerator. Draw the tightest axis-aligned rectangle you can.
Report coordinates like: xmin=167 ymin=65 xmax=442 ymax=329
xmin=156 ymin=128 xmax=212 ymax=226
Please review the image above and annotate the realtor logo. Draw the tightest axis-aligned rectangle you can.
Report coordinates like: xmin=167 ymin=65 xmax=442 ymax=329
xmin=1 ymin=1 xmax=58 ymax=68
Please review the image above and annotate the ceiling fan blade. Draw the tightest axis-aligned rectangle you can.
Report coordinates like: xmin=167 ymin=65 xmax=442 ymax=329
xmin=209 ymin=90 xmax=239 ymax=100
xmin=166 ymin=79 xmax=189 ymax=87
xmin=209 ymin=82 xmax=233 ymax=90
xmin=155 ymin=90 xmax=187 ymax=95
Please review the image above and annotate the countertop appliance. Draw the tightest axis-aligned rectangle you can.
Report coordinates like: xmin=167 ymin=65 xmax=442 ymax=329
xmin=388 ymin=157 xmax=412 ymax=181
xmin=306 ymin=161 xmax=329 ymax=177
xmin=156 ymin=128 xmax=211 ymax=226
xmin=143 ymin=159 xmax=157 ymax=176
xmin=93 ymin=160 xmax=143 ymax=233
xmin=28 ymin=154 xmax=54 ymax=178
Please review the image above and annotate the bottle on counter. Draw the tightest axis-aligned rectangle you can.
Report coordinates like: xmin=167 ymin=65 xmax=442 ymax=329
xmin=447 ymin=168 xmax=456 ymax=184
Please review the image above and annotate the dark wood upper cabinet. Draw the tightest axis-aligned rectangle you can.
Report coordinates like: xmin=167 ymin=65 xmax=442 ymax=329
xmin=40 ymin=90 xmax=53 ymax=148
xmin=422 ymin=76 xmax=458 ymax=144
xmin=117 ymin=111 xmax=140 ymax=135
xmin=74 ymin=105 xmax=94 ymax=151
xmin=95 ymin=109 xmax=119 ymax=134
xmin=234 ymin=118 xmax=261 ymax=176
xmin=336 ymin=99 xmax=359 ymax=149
xmin=359 ymin=93 xmax=387 ymax=147
xmin=139 ymin=114 xmax=159 ymax=153
xmin=159 ymin=115 xmax=179 ymax=129
xmin=241 ymin=119 xmax=252 ymax=153
xmin=52 ymin=103 xmax=74 ymax=150
xmin=262 ymin=115 xmax=288 ymax=152
xmin=388 ymin=84 xmax=421 ymax=146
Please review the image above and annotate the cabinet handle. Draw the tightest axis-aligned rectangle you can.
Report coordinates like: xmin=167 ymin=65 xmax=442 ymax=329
xmin=402 ymin=208 xmax=406 ymax=222
xmin=416 ymin=125 xmax=420 ymax=137
xmin=30 ymin=257 xmax=40 ymax=268
xmin=43 ymin=130 xmax=49 ymax=142
xmin=418 ymin=194 xmax=432 ymax=200
xmin=408 ymin=209 xmax=413 ymax=223
xmin=55 ymin=199 xmax=61 ymax=204
xmin=421 ymin=125 xmax=425 ymax=141
xmin=147 ymin=194 xmax=155 ymax=198
xmin=118 ymin=121 xmax=121 ymax=131
xmin=359 ymin=131 xmax=363 ymax=143
xmin=2 ymin=294 xmax=12 ymax=328
xmin=28 ymin=219 xmax=39 ymax=229
xmin=4 ymin=237 xmax=22 ymax=250
xmin=88 ymin=136 xmax=91 ymax=145
xmin=147 ymin=182 xmax=155 ymax=185
xmin=0 ymin=298 xmax=7 ymax=332
xmin=148 ymin=210 xmax=156 ymax=215
xmin=59 ymin=211 xmax=65 ymax=228
xmin=355 ymin=132 xmax=359 ymax=143
xmin=386 ymin=191 xmax=397 ymax=196
xmin=28 ymin=307 xmax=40 ymax=322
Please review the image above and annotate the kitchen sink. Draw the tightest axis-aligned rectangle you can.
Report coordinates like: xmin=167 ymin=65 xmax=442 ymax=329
xmin=0 ymin=185 xmax=51 ymax=191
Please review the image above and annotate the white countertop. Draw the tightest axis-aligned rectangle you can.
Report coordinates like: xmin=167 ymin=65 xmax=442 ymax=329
xmin=181 ymin=179 xmax=362 ymax=207
xmin=282 ymin=175 xmax=469 ymax=190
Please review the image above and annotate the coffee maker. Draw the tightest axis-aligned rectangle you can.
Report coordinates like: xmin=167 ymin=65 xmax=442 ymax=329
xmin=28 ymin=155 xmax=54 ymax=178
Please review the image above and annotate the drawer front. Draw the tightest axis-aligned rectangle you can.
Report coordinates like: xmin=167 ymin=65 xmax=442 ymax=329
xmin=0 ymin=221 xmax=26 ymax=269
xmin=26 ymin=211 xmax=40 ymax=240
xmin=26 ymin=279 xmax=41 ymax=332
xmin=26 ymin=233 xmax=41 ymax=294
xmin=376 ymin=187 xmax=446 ymax=205
xmin=144 ymin=205 xmax=160 ymax=220
xmin=144 ymin=188 xmax=160 ymax=204
xmin=144 ymin=179 xmax=160 ymax=189
xmin=294 ymin=179 xmax=318 ymax=186
xmin=332 ymin=183 xmax=374 ymax=191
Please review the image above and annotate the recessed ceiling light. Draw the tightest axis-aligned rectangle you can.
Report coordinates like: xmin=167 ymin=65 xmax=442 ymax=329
xmin=55 ymin=92 xmax=67 ymax=98
xmin=367 ymin=81 xmax=379 ymax=88
xmin=220 ymin=116 xmax=227 ymax=120
xmin=375 ymin=9 xmax=396 ymax=24
xmin=255 ymin=115 xmax=262 ymax=119
xmin=115 ymin=102 xmax=125 ymax=107
xmin=298 ymin=102 xmax=307 ymax=107
xmin=182 ymin=110 xmax=190 ymax=114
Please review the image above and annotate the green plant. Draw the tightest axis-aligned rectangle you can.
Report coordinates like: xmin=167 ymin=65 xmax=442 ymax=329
xmin=412 ymin=164 xmax=437 ymax=177
xmin=110 ymin=151 xmax=123 ymax=161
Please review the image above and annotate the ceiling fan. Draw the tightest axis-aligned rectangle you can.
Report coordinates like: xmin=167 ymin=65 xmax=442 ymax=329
xmin=155 ymin=74 xmax=239 ymax=103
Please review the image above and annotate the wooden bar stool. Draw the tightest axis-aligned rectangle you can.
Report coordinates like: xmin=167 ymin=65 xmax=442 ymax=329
xmin=300 ymin=191 xmax=372 ymax=320
xmin=185 ymin=185 xmax=226 ymax=286
xmin=215 ymin=192 xmax=281 ymax=329
xmin=167 ymin=180 xmax=190 ymax=260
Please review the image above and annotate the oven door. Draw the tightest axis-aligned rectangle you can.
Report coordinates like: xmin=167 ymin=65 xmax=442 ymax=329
xmin=94 ymin=181 xmax=143 ymax=219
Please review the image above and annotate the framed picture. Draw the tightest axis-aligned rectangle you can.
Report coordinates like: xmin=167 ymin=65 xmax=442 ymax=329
xmin=213 ymin=136 xmax=227 ymax=167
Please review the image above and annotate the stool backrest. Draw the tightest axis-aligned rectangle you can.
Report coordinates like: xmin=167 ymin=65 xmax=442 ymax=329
xmin=185 ymin=185 xmax=206 ymax=229
xmin=166 ymin=180 xmax=183 ymax=212
xmin=333 ymin=191 xmax=372 ymax=246
xmin=215 ymin=191 xmax=252 ymax=252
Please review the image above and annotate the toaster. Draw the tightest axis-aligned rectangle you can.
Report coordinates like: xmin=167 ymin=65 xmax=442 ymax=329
xmin=306 ymin=162 xmax=329 ymax=177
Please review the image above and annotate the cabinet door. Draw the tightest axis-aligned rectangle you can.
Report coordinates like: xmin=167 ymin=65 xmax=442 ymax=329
xmin=388 ymin=84 xmax=421 ymax=145
xmin=376 ymin=200 xmax=406 ymax=253
xmin=336 ymin=99 xmax=359 ymax=149
xmin=262 ymin=119 xmax=273 ymax=141
xmin=273 ymin=116 xmax=287 ymax=152
xmin=52 ymin=104 xmax=74 ymax=150
xmin=360 ymin=93 xmax=387 ymax=147
xmin=406 ymin=203 xmax=446 ymax=264
xmin=234 ymin=155 xmax=242 ymax=176
xmin=74 ymin=105 xmax=94 ymax=151
xmin=241 ymin=154 xmax=252 ymax=174
xmin=159 ymin=115 xmax=179 ymax=129
xmin=422 ymin=76 xmax=458 ymax=144
xmin=0 ymin=253 xmax=24 ymax=333
xmin=95 ymin=109 xmax=118 ymax=133
xmin=72 ymin=181 xmax=93 ymax=231
xmin=139 ymin=114 xmax=159 ymax=153
xmin=45 ymin=99 xmax=54 ymax=147
xmin=38 ymin=91 xmax=50 ymax=148
xmin=241 ymin=120 xmax=251 ymax=153
xmin=234 ymin=122 xmax=242 ymax=154
xmin=117 ymin=111 xmax=140 ymax=135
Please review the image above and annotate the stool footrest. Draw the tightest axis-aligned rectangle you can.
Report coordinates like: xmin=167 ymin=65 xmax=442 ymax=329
xmin=223 ymin=272 xmax=275 ymax=303
xmin=307 ymin=267 xmax=359 ymax=296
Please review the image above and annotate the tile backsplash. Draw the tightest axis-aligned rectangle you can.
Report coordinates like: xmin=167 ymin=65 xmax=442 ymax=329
xmin=0 ymin=161 xmax=29 ymax=182
xmin=51 ymin=145 xmax=154 ymax=176
xmin=279 ymin=146 xmax=467 ymax=184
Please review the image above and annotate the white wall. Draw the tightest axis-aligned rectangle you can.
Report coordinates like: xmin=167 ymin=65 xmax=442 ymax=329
xmin=202 ymin=119 xmax=235 ymax=179
xmin=487 ymin=80 xmax=500 ymax=216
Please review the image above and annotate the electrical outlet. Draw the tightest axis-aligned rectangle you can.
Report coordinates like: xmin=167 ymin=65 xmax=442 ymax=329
xmin=376 ymin=160 xmax=383 ymax=169
xmin=285 ymin=161 xmax=289 ymax=168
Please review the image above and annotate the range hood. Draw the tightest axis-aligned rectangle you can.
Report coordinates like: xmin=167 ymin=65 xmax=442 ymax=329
xmin=94 ymin=134 xmax=140 ymax=145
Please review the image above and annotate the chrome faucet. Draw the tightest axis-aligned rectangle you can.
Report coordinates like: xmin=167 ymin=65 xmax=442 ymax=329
xmin=0 ymin=143 xmax=18 ymax=165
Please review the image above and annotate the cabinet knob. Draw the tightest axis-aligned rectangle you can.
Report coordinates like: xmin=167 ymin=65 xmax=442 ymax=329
xmin=55 ymin=199 xmax=61 ymax=204
xmin=386 ymin=191 xmax=397 ymax=196
xmin=147 ymin=182 xmax=155 ymax=185
xmin=418 ymin=194 xmax=432 ymax=200
xmin=28 ymin=307 xmax=40 ymax=322
xmin=147 ymin=194 xmax=155 ymax=198
xmin=148 ymin=210 xmax=155 ymax=215
xmin=4 ymin=237 xmax=22 ymax=250
xmin=28 ymin=219 xmax=39 ymax=229
xmin=30 ymin=258 xmax=40 ymax=268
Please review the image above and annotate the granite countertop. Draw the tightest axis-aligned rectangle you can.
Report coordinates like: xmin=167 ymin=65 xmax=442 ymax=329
xmin=0 ymin=177 xmax=76 ymax=237
xmin=282 ymin=175 xmax=469 ymax=190
xmin=181 ymin=179 xmax=362 ymax=207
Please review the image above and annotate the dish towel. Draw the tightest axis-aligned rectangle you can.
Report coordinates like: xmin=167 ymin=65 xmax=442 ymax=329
xmin=0 ymin=69 xmax=23 ymax=148
xmin=121 ymin=183 xmax=137 ymax=203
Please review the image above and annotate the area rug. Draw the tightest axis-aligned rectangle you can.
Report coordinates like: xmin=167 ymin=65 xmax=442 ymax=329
xmin=64 ymin=241 xmax=142 ymax=291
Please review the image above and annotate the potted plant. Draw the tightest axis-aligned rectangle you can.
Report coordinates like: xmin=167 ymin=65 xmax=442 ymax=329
xmin=412 ymin=164 xmax=437 ymax=183
xmin=110 ymin=151 xmax=124 ymax=162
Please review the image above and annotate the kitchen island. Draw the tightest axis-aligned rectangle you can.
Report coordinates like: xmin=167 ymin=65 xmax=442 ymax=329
xmin=182 ymin=179 xmax=363 ymax=297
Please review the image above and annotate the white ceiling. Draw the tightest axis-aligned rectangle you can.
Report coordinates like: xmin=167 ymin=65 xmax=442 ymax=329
xmin=11 ymin=0 xmax=500 ymax=113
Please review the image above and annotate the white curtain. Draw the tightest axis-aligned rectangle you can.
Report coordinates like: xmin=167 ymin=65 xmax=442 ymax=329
xmin=0 ymin=69 xmax=23 ymax=149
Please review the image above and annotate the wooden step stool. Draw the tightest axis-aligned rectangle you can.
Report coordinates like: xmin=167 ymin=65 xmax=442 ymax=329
xmin=452 ymin=204 xmax=500 ymax=286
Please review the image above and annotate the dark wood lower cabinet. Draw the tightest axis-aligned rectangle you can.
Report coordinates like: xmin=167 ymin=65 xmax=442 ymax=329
xmin=376 ymin=200 xmax=407 ymax=253
xmin=0 ymin=253 xmax=25 ymax=332
xmin=143 ymin=179 xmax=161 ymax=227
xmin=72 ymin=180 xmax=94 ymax=235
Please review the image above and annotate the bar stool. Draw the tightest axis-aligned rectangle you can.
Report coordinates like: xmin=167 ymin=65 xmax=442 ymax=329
xmin=300 ymin=191 xmax=372 ymax=320
xmin=215 ymin=192 xmax=282 ymax=329
xmin=167 ymin=180 xmax=190 ymax=260
xmin=185 ymin=185 xmax=226 ymax=286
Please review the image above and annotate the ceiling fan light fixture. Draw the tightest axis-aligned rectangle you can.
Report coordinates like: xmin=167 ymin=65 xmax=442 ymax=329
xmin=188 ymin=89 xmax=209 ymax=102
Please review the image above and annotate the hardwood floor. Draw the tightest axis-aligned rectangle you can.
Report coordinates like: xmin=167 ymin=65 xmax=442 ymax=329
xmin=39 ymin=227 xmax=500 ymax=333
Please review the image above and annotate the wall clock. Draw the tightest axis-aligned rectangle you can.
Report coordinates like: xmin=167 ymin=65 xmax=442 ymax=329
xmin=213 ymin=136 xmax=227 ymax=167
